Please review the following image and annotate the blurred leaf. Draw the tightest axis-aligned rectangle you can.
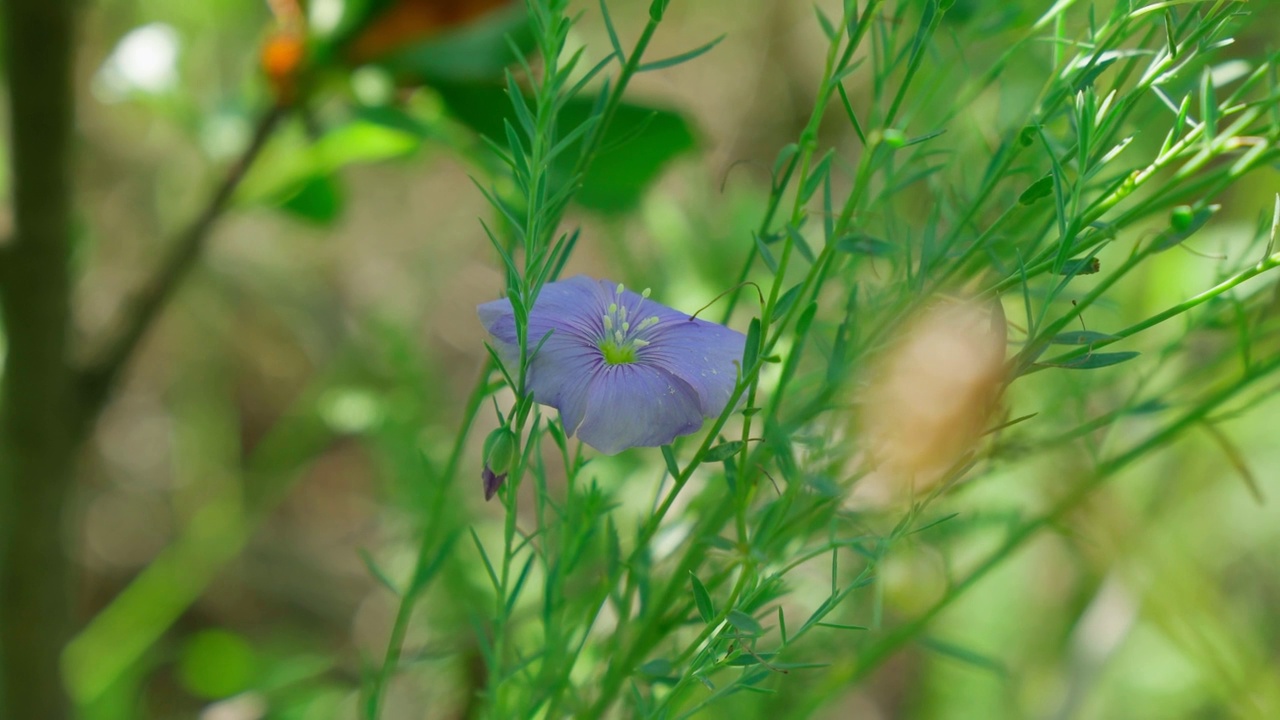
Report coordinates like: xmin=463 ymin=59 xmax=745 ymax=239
xmin=705 ymin=441 xmax=745 ymax=463
xmin=279 ymin=175 xmax=345 ymax=224
xmin=358 ymin=548 xmax=401 ymax=596
xmin=321 ymin=0 xmax=528 ymax=83
xmin=361 ymin=5 xmax=533 ymax=82
xmin=918 ymin=636 xmax=1006 ymax=676
xmin=435 ymin=82 xmax=697 ymax=213
xmin=726 ymin=652 xmax=777 ymax=666
xmin=1057 ymin=257 xmax=1101 ymax=275
xmin=1018 ymin=174 xmax=1054 ymax=205
xmin=178 ymin=630 xmax=257 ymax=699
xmin=726 ymin=610 xmax=764 ymax=636
xmin=239 ymin=121 xmax=420 ymax=215
xmin=835 ymin=234 xmax=895 ymax=256
xmin=1202 ymin=422 xmax=1265 ymax=504
xmin=638 ymin=658 xmax=676 ymax=681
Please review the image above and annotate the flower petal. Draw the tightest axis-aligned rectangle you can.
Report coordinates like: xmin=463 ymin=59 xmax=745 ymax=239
xmin=637 ymin=315 xmax=746 ymax=417
xmin=477 ymin=275 xmax=608 ymax=360
xmin=576 ymin=364 xmax=704 ymax=454
xmin=527 ymin=340 xmax=599 ymax=435
xmin=477 ymin=276 xmax=612 ymax=429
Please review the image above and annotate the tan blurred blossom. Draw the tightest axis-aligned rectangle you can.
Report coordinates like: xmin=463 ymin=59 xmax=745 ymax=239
xmin=859 ymin=296 xmax=1008 ymax=495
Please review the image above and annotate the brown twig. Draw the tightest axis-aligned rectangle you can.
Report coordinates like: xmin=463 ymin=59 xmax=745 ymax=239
xmin=76 ymin=105 xmax=286 ymax=434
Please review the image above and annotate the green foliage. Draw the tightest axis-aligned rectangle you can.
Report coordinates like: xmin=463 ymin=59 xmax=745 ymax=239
xmin=52 ymin=1 xmax=1280 ymax=719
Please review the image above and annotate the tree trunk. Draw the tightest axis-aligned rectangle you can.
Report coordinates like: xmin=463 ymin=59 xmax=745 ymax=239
xmin=0 ymin=0 xmax=79 ymax=717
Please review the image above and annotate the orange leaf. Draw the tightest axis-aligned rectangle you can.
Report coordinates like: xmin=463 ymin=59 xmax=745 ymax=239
xmin=345 ymin=0 xmax=514 ymax=64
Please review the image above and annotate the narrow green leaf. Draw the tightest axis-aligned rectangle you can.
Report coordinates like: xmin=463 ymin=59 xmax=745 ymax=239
xmin=815 ymin=6 xmax=838 ymax=40
xmin=901 ymin=128 xmax=946 ymax=147
xmin=1202 ymin=422 xmax=1265 ymax=504
xmin=919 ymin=637 xmax=1007 ymax=675
xmin=638 ymin=34 xmax=726 ymax=72
xmin=689 ymin=573 xmax=715 ymax=623
xmin=1266 ymin=193 xmax=1279 ymax=259
xmin=1018 ymin=175 xmax=1055 ymax=205
xmin=835 ymin=234 xmax=894 ymax=256
xmin=771 ymin=283 xmax=804 ymax=323
xmin=836 ymin=83 xmax=868 ymax=146
xmin=503 ymin=554 xmax=536 ymax=616
xmin=1051 ymin=330 xmax=1117 ymax=345
xmin=815 ymin=622 xmax=868 ymax=631
xmin=753 ymin=233 xmax=779 ymax=273
xmin=726 ymin=610 xmax=764 ymax=636
xmin=798 ymin=149 xmax=835 ymax=205
xmin=772 ymin=143 xmax=800 ymax=186
xmin=599 ymin=0 xmax=624 ymax=60
xmin=358 ymin=549 xmax=400 ymax=596
xmin=1057 ymin=257 xmax=1101 ymax=275
xmin=726 ymin=652 xmax=777 ymax=667
xmin=468 ymin=528 xmax=501 ymax=592
xmin=908 ymin=513 xmax=960 ymax=536
xmin=661 ymin=445 xmax=680 ymax=478
xmin=784 ymin=224 xmax=816 ymax=264
xmin=743 ymin=318 xmax=761 ymax=370
xmin=1045 ymin=351 xmax=1140 ymax=370
xmin=1201 ymin=66 xmax=1218 ymax=144
xmin=705 ymin=441 xmax=745 ymax=463
xmin=1151 ymin=204 xmax=1219 ymax=252
xmin=638 ymin=658 xmax=675 ymax=678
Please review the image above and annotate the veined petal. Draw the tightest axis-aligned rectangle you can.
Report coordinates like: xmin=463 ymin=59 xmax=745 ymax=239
xmin=576 ymin=364 xmax=703 ymax=455
xmin=528 ymin=341 xmax=599 ymax=435
xmin=477 ymin=276 xmax=611 ymax=425
xmin=638 ymin=316 xmax=746 ymax=417
xmin=477 ymin=276 xmax=609 ymax=359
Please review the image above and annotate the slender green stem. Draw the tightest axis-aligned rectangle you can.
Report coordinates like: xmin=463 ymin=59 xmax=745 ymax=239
xmin=366 ymin=359 xmax=494 ymax=720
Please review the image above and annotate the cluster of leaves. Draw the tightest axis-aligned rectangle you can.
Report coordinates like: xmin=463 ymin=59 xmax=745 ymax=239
xmin=240 ymin=0 xmax=697 ymax=224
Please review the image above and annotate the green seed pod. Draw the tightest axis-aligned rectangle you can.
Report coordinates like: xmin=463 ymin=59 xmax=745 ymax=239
xmin=481 ymin=427 xmax=517 ymax=501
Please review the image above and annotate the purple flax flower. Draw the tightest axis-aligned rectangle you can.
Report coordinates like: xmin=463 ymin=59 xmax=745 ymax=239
xmin=478 ymin=276 xmax=747 ymax=455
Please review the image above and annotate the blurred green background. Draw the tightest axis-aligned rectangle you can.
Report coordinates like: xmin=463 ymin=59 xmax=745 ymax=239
xmin=5 ymin=0 xmax=1280 ymax=718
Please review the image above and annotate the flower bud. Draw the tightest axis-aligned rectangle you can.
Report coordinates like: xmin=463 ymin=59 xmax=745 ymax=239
xmin=481 ymin=427 xmax=517 ymax=501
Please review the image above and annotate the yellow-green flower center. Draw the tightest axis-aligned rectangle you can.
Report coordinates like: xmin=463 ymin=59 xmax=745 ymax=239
xmin=598 ymin=284 xmax=660 ymax=366
xmin=599 ymin=340 xmax=638 ymax=365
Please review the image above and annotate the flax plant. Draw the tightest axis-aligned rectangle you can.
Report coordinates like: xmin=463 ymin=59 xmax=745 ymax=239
xmin=373 ymin=1 xmax=1280 ymax=718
